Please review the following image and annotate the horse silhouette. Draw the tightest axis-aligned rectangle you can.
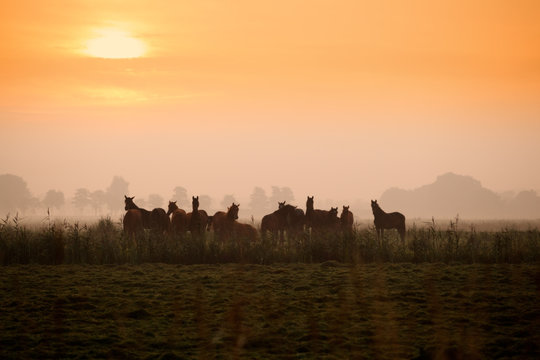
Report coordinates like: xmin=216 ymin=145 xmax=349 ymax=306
xmin=306 ymin=196 xmax=339 ymax=234
xmin=233 ymin=222 xmax=258 ymax=242
xmin=276 ymin=203 xmax=305 ymax=243
xmin=124 ymin=195 xmax=169 ymax=233
xmin=123 ymin=209 xmax=143 ymax=238
xmin=187 ymin=196 xmax=208 ymax=239
xmin=340 ymin=205 xmax=354 ymax=236
xmin=260 ymin=201 xmax=287 ymax=243
xmin=261 ymin=212 xmax=281 ymax=241
xmin=371 ymin=200 xmax=406 ymax=244
xmin=209 ymin=203 xmax=239 ymax=242
xmin=167 ymin=201 xmax=188 ymax=236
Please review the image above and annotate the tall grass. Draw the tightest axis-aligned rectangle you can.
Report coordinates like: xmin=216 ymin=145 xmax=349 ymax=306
xmin=0 ymin=216 xmax=538 ymax=265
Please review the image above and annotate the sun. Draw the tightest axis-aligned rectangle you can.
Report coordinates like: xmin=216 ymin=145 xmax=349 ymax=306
xmin=84 ymin=29 xmax=146 ymax=59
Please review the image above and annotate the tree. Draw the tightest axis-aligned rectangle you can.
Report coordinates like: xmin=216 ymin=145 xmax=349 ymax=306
xmin=90 ymin=190 xmax=106 ymax=215
xmin=72 ymin=188 xmax=91 ymax=213
xmin=43 ymin=190 xmax=65 ymax=210
xmin=269 ymin=186 xmax=295 ymax=208
xmin=0 ymin=174 xmax=33 ymax=214
xmin=105 ymin=176 xmax=129 ymax=213
xmin=249 ymin=187 xmax=269 ymax=216
xmin=198 ymin=195 xmax=212 ymax=211
xmin=147 ymin=193 xmax=164 ymax=209
xmin=220 ymin=194 xmax=237 ymax=209
xmin=171 ymin=186 xmax=188 ymax=207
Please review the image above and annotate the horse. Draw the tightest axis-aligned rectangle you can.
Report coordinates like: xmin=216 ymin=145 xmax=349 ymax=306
xmin=275 ymin=203 xmax=305 ymax=244
xmin=260 ymin=212 xmax=281 ymax=242
xmin=124 ymin=195 xmax=169 ymax=233
xmin=340 ymin=206 xmax=354 ymax=236
xmin=151 ymin=208 xmax=170 ymax=234
xmin=306 ymin=196 xmax=339 ymax=234
xmin=233 ymin=222 xmax=258 ymax=242
xmin=123 ymin=209 xmax=143 ymax=239
xmin=209 ymin=203 xmax=239 ymax=242
xmin=260 ymin=202 xmax=287 ymax=243
xmin=187 ymin=196 xmax=208 ymax=239
xmin=371 ymin=200 xmax=406 ymax=244
xmin=167 ymin=201 xmax=188 ymax=236
xmin=124 ymin=195 xmax=152 ymax=228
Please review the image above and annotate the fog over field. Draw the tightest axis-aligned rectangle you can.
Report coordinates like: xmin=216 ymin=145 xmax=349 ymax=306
xmin=1 ymin=172 xmax=539 ymax=224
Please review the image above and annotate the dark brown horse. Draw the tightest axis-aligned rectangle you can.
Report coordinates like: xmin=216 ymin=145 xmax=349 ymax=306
xmin=187 ymin=196 xmax=208 ymax=239
xmin=167 ymin=201 xmax=188 ymax=236
xmin=306 ymin=196 xmax=339 ymax=234
xmin=124 ymin=195 xmax=170 ymax=233
xmin=209 ymin=203 xmax=239 ymax=242
xmin=371 ymin=200 xmax=406 ymax=244
xmin=260 ymin=202 xmax=287 ymax=242
xmin=233 ymin=222 xmax=258 ymax=242
xmin=340 ymin=205 xmax=354 ymax=236
xmin=123 ymin=209 xmax=143 ymax=239
xmin=276 ymin=203 xmax=306 ymax=243
xmin=260 ymin=212 xmax=281 ymax=241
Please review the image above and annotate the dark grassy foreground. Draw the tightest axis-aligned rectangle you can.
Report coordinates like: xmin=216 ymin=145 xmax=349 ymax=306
xmin=1 ymin=217 xmax=539 ymax=265
xmin=1 ymin=263 xmax=539 ymax=359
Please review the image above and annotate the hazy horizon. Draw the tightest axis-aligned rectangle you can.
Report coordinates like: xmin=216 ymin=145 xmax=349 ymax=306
xmin=2 ymin=1 xmax=539 ymax=212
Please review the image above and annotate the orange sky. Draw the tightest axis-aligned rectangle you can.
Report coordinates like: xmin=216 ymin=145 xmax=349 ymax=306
xmin=1 ymin=0 xmax=539 ymax=207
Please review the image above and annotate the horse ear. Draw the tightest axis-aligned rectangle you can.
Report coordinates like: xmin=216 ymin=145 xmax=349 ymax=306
xmin=125 ymin=195 xmax=128 ymax=199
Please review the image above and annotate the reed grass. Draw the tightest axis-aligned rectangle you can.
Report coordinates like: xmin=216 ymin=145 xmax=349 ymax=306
xmin=0 ymin=216 xmax=538 ymax=265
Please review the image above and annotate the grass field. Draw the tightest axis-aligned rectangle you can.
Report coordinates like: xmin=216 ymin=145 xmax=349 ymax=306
xmin=1 ymin=217 xmax=539 ymax=358
xmin=1 ymin=263 xmax=539 ymax=359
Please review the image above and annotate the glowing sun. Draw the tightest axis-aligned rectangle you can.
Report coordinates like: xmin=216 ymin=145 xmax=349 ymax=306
xmin=84 ymin=29 xmax=146 ymax=59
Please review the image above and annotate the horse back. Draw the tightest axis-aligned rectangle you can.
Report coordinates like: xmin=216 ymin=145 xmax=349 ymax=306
xmin=234 ymin=222 xmax=258 ymax=241
xmin=261 ymin=213 xmax=279 ymax=233
xmin=375 ymin=211 xmax=405 ymax=229
xmin=151 ymin=208 xmax=170 ymax=232
xmin=171 ymin=209 xmax=188 ymax=233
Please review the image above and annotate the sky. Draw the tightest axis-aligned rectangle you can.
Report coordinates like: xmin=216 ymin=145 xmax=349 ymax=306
xmin=1 ymin=0 xmax=539 ymax=207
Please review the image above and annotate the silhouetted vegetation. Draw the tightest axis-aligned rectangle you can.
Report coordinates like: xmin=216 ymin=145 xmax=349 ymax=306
xmin=0 ymin=216 xmax=538 ymax=265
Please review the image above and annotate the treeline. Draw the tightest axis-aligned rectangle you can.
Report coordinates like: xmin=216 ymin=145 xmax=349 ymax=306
xmin=0 ymin=174 xmax=301 ymax=218
xmin=1 ymin=216 xmax=538 ymax=265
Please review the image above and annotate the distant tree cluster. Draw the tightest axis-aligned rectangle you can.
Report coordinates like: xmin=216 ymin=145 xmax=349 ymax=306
xmin=380 ymin=173 xmax=540 ymax=219
xmin=0 ymin=174 xmax=131 ymax=216
xmin=249 ymin=186 xmax=295 ymax=216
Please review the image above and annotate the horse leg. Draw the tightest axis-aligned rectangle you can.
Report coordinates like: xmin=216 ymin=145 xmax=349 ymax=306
xmin=399 ymin=226 xmax=406 ymax=245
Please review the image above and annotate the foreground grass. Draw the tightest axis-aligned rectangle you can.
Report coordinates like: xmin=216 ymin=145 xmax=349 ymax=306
xmin=1 ymin=263 xmax=539 ymax=359
xmin=1 ymin=217 xmax=539 ymax=265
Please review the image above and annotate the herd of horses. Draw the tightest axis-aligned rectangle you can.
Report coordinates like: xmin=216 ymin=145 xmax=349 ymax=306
xmin=123 ymin=195 xmax=406 ymax=244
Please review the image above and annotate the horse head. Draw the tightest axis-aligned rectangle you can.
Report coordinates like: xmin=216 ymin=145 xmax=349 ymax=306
xmin=227 ymin=203 xmax=239 ymax=220
xmin=278 ymin=201 xmax=286 ymax=209
xmin=167 ymin=201 xmax=178 ymax=216
xmin=306 ymin=196 xmax=314 ymax=210
xmin=192 ymin=196 xmax=199 ymax=211
xmin=124 ymin=195 xmax=137 ymax=211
